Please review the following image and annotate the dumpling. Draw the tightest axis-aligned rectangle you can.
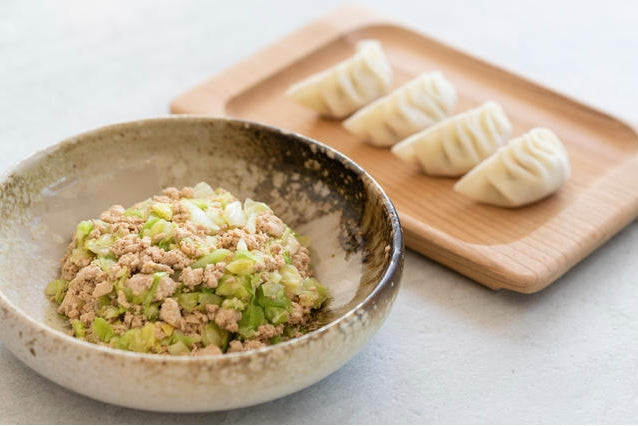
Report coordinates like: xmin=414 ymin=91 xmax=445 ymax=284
xmin=391 ymin=101 xmax=512 ymax=176
xmin=454 ymin=128 xmax=570 ymax=207
xmin=342 ymin=72 xmax=457 ymax=147
xmin=285 ymin=40 xmax=392 ymax=118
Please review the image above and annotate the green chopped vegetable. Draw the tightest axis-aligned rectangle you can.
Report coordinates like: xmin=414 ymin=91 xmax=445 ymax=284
xmin=75 ymin=220 xmax=93 ymax=244
xmin=265 ymin=307 xmax=289 ymax=325
xmin=71 ymin=320 xmax=86 ymax=338
xmin=97 ymin=296 xmax=111 ymax=310
xmin=267 ymin=271 xmax=282 ymax=284
xmin=177 ymin=293 xmax=199 ymax=312
xmin=124 ymin=199 xmax=151 ymax=219
xmin=125 ymin=286 xmax=145 ymax=305
xmin=216 ymin=275 xmax=252 ymax=301
xmin=92 ymin=317 xmax=115 ymax=343
xmin=221 ymin=297 xmax=245 ymax=311
xmin=193 ymin=182 xmax=216 ymax=199
xmin=172 ymin=331 xmax=197 ymax=349
xmin=198 ymin=292 xmax=222 ymax=307
xmin=260 ymin=281 xmax=286 ymax=300
xmin=144 ymin=303 xmax=159 ymax=321
xmin=224 ymin=201 xmax=245 ymax=227
xmin=182 ymin=200 xmax=219 ymax=231
xmin=232 ymin=240 xmax=246 ymax=254
xmin=201 ymin=322 xmax=230 ymax=350
xmin=190 ymin=248 xmax=231 ymax=269
xmin=96 ymin=256 xmax=116 ymax=273
xmin=279 ymin=264 xmax=303 ymax=296
xmin=44 ymin=279 xmax=68 ymax=303
xmin=238 ymin=298 xmax=266 ymax=339
xmin=282 ymin=229 xmax=301 ymax=254
xmin=168 ymin=340 xmax=189 ymax=355
xmin=225 ymin=258 xmax=255 ymax=275
xmin=140 ymin=215 xmax=160 ymax=236
xmin=257 ymin=282 xmax=290 ymax=309
xmin=215 ymin=189 xmax=237 ymax=207
xmin=206 ymin=210 xmax=226 ymax=227
xmin=151 ymin=202 xmax=173 ymax=220
xmin=102 ymin=305 xmax=126 ymax=320
xmin=119 ymin=328 xmax=145 ymax=352
xmin=304 ymin=278 xmax=329 ymax=309
xmin=140 ymin=217 xmax=174 ymax=248
xmin=243 ymin=198 xmax=270 ymax=215
xmin=69 ymin=247 xmax=93 ymax=264
xmin=144 ymin=272 xmax=167 ymax=309
xmin=187 ymin=198 xmax=210 ymax=210
xmin=298 ymin=278 xmax=329 ymax=309
xmin=84 ymin=234 xmax=115 ymax=257
xmin=141 ymin=322 xmax=156 ymax=350
xmin=123 ymin=207 xmax=143 ymax=218
xmin=233 ymin=249 xmax=259 ymax=262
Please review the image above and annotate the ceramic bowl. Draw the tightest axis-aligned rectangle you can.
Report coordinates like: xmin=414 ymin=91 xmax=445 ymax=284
xmin=0 ymin=116 xmax=403 ymax=412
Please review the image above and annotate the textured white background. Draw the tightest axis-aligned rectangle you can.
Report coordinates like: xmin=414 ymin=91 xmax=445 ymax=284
xmin=1 ymin=0 xmax=637 ymax=423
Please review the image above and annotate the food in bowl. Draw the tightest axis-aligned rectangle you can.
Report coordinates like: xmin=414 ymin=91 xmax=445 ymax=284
xmin=45 ymin=182 xmax=329 ymax=355
xmin=0 ymin=116 xmax=403 ymax=411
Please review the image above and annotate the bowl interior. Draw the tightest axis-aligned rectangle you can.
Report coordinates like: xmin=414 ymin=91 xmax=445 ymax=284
xmin=0 ymin=117 xmax=398 ymax=339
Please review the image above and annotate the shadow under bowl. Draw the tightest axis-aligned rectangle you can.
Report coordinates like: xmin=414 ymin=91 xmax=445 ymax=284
xmin=0 ymin=116 xmax=403 ymax=412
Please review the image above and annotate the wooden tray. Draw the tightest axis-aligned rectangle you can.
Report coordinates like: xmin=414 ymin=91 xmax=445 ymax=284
xmin=171 ymin=6 xmax=638 ymax=293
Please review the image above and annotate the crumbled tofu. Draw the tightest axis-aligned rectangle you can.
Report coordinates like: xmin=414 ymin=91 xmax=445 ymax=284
xmin=46 ymin=183 xmax=329 ymax=356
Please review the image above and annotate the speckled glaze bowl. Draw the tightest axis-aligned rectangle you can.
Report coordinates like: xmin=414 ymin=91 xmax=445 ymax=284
xmin=0 ymin=116 xmax=403 ymax=412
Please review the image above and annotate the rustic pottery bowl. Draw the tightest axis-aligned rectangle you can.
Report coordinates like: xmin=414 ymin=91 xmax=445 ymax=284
xmin=0 ymin=116 xmax=403 ymax=412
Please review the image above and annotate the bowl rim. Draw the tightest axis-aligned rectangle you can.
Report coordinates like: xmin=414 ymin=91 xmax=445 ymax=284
xmin=0 ymin=115 xmax=403 ymax=364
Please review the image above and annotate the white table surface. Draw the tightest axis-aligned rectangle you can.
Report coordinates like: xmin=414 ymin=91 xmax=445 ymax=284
xmin=1 ymin=0 xmax=637 ymax=423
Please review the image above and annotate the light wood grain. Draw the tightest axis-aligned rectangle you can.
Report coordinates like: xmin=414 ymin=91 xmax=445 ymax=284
xmin=171 ymin=5 xmax=638 ymax=293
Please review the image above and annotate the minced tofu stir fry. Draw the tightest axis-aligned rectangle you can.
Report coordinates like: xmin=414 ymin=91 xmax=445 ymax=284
xmin=45 ymin=182 xmax=329 ymax=355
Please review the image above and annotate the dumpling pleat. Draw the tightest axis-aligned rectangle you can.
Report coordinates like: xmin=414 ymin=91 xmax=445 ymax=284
xmin=455 ymin=118 xmax=482 ymax=165
xmin=454 ymin=128 xmax=570 ymax=207
xmin=344 ymin=71 xmax=457 ymax=147
xmin=286 ymin=39 xmax=392 ymax=118
xmin=393 ymin=101 xmax=512 ymax=176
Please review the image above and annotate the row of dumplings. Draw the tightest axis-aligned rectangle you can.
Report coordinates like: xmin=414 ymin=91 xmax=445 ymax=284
xmin=285 ymin=40 xmax=570 ymax=208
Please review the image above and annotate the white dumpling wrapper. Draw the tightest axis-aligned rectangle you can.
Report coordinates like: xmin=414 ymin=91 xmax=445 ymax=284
xmin=454 ymin=127 xmax=570 ymax=207
xmin=285 ymin=40 xmax=392 ymax=118
xmin=343 ymin=72 xmax=457 ymax=147
xmin=391 ymin=101 xmax=512 ymax=176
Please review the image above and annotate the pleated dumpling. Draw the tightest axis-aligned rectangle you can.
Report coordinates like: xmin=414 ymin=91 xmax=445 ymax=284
xmin=343 ymin=72 xmax=457 ymax=147
xmin=391 ymin=101 xmax=512 ymax=176
xmin=454 ymin=128 xmax=570 ymax=207
xmin=285 ymin=40 xmax=392 ymax=118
